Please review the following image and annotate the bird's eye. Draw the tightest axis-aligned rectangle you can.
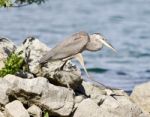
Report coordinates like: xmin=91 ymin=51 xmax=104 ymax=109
xmin=102 ymin=38 xmax=105 ymax=40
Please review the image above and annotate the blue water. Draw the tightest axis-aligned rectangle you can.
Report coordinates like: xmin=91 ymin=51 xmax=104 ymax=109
xmin=0 ymin=0 xmax=150 ymax=92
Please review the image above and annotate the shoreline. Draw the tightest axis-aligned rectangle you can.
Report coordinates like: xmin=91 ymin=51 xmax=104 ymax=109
xmin=0 ymin=37 xmax=150 ymax=117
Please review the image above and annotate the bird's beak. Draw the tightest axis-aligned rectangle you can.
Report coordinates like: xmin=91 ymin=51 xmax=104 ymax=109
xmin=100 ymin=38 xmax=117 ymax=52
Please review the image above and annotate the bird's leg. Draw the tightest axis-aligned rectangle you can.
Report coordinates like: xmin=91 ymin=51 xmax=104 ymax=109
xmin=74 ymin=53 xmax=103 ymax=84
xmin=60 ymin=56 xmax=74 ymax=70
xmin=74 ymin=53 xmax=119 ymax=90
xmin=60 ymin=60 xmax=68 ymax=70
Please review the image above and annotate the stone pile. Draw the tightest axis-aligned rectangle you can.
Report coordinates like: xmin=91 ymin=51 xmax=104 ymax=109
xmin=0 ymin=37 xmax=149 ymax=117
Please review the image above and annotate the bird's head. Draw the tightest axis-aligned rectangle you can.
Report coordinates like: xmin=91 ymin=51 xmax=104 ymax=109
xmin=90 ymin=33 xmax=117 ymax=52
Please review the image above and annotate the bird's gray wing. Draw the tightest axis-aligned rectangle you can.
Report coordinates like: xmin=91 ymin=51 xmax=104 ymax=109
xmin=39 ymin=32 xmax=90 ymax=64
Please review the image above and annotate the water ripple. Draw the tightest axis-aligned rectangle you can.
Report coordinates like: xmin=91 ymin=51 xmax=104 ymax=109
xmin=0 ymin=0 xmax=150 ymax=91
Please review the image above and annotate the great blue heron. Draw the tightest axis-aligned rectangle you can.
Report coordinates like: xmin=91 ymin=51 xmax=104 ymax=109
xmin=39 ymin=32 xmax=116 ymax=83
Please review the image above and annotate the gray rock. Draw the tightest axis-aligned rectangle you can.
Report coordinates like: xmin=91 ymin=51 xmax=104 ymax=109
xmin=1 ymin=37 xmax=148 ymax=117
xmin=42 ymin=62 xmax=82 ymax=89
xmin=0 ymin=37 xmax=16 ymax=69
xmin=76 ymin=81 xmax=129 ymax=105
xmin=15 ymin=37 xmax=50 ymax=75
xmin=39 ymin=83 xmax=74 ymax=116
xmin=0 ymin=111 xmax=5 ymax=117
xmin=5 ymin=75 xmax=46 ymax=96
xmin=73 ymin=99 xmax=101 ymax=117
xmin=74 ymin=95 xmax=86 ymax=109
xmin=78 ymin=81 xmax=107 ymax=96
xmin=0 ymin=77 xmax=13 ymax=106
xmin=16 ymin=37 xmax=82 ymax=89
xmin=5 ymin=100 xmax=29 ymax=117
xmin=4 ymin=75 xmax=74 ymax=116
xmin=15 ymin=71 xmax=34 ymax=79
xmin=130 ymin=82 xmax=150 ymax=116
xmin=99 ymin=96 xmax=145 ymax=117
xmin=139 ymin=113 xmax=150 ymax=117
xmin=75 ymin=95 xmax=85 ymax=104
xmin=27 ymin=105 xmax=42 ymax=117
xmin=77 ymin=81 xmax=107 ymax=104
xmin=73 ymin=96 xmax=147 ymax=117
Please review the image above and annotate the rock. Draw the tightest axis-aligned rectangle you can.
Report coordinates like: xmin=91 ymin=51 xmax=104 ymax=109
xmin=99 ymin=95 xmax=145 ymax=117
xmin=73 ymin=96 xmax=147 ymax=117
xmin=28 ymin=105 xmax=42 ymax=117
xmin=130 ymin=82 xmax=150 ymax=116
xmin=1 ymin=37 xmax=148 ymax=117
xmin=4 ymin=75 xmax=74 ymax=116
xmin=139 ymin=113 xmax=150 ymax=117
xmin=74 ymin=82 xmax=147 ymax=117
xmin=5 ymin=75 xmax=46 ymax=96
xmin=39 ymin=83 xmax=74 ymax=116
xmin=73 ymin=99 xmax=101 ymax=117
xmin=16 ymin=37 xmax=82 ymax=89
xmin=77 ymin=81 xmax=106 ymax=95
xmin=42 ymin=62 xmax=82 ymax=89
xmin=76 ymin=81 xmax=107 ymax=104
xmin=0 ymin=37 xmax=16 ymax=69
xmin=0 ymin=77 xmax=13 ymax=106
xmin=74 ymin=95 xmax=86 ymax=109
xmin=75 ymin=95 xmax=85 ymax=104
xmin=5 ymin=100 xmax=29 ymax=117
xmin=0 ymin=111 xmax=5 ymax=117
xmin=0 ymin=57 xmax=5 ymax=69
xmin=15 ymin=71 xmax=34 ymax=79
xmin=76 ymin=81 xmax=129 ymax=105
xmin=15 ymin=37 xmax=50 ymax=75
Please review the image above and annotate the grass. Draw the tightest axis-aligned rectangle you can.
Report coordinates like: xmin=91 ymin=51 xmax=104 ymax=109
xmin=0 ymin=53 xmax=24 ymax=77
xmin=44 ymin=111 xmax=49 ymax=117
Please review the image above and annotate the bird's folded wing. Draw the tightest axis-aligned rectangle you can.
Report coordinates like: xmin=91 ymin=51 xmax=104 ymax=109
xmin=39 ymin=32 xmax=90 ymax=64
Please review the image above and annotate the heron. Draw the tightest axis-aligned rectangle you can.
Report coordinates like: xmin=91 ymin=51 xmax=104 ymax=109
xmin=39 ymin=32 xmax=116 ymax=85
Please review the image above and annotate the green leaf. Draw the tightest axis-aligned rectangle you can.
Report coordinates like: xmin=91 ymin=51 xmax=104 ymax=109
xmin=0 ymin=53 xmax=24 ymax=77
xmin=0 ymin=0 xmax=12 ymax=7
xmin=0 ymin=0 xmax=45 ymax=7
xmin=44 ymin=112 xmax=49 ymax=117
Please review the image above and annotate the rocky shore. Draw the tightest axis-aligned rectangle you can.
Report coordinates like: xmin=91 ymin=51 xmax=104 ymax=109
xmin=0 ymin=37 xmax=150 ymax=117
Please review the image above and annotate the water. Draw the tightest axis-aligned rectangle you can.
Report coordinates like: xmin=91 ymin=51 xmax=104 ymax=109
xmin=0 ymin=0 xmax=150 ymax=92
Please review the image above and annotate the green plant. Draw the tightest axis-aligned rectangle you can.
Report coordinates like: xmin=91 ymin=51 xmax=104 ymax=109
xmin=0 ymin=0 xmax=12 ymax=7
xmin=44 ymin=111 xmax=49 ymax=117
xmin=0 ymin=53 xmax=24 ymax=77
xmin=0 ymin=0 xmax=45 ymax=7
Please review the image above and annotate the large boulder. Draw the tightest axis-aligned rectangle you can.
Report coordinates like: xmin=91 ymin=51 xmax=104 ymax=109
xmin=76 ymin=81 xmax=127 ymax=104
xmin=98 ymin=95 xmax=144 ymax=117
xmin=4 ymin=75 xmax=74 ymax=117
xmin=0 ymin=37 xmax=16 ymax=69
xmin=16 ymin=37 xmax=82 ymax=89
xmin=73 ymin=96 xmax=147 ymax=117
xmin=73 ymin=81 xmax=148 ymax=117
xmin=130 ymin=82 xmax=150 ymax=116
xmin=0 ymin=78 xmax=13 ymax=106
xmin=73 ymin=99 xmax=101 ymax=117
xmin=5 ymin=100 xmax=29 ymax=117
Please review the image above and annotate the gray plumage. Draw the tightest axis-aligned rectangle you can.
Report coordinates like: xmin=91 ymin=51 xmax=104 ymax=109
xmin=39 ymin=31 xmax=116 ymax=64
xmin=39 ymin=31 xmax=116 ymax=88
xmin=39 ymin=32 xmax=90 ymax=63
